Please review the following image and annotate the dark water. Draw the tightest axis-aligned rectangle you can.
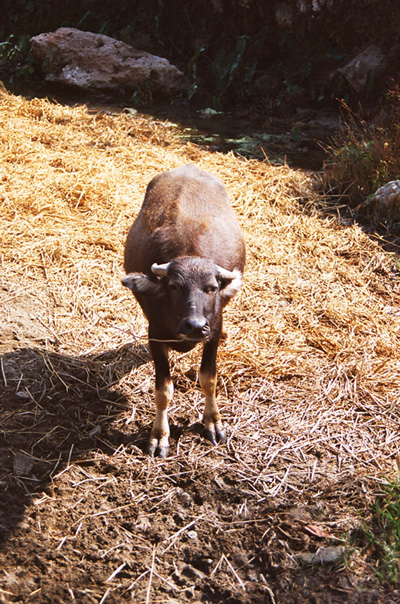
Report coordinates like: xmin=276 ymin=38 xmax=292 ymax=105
xmin=9 ymin=82 xmax=331 ymax=171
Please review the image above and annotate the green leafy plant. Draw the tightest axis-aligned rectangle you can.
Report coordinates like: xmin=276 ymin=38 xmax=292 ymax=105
xmin=0 ymin=34 xmax=38 ymax=82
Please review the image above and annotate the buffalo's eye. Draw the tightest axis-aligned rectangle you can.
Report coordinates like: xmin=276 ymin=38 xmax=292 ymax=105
xmin=168 ymin=282 xmax=181 ymax=292
xmin=204 ymin=285 xmax=218 ymax=294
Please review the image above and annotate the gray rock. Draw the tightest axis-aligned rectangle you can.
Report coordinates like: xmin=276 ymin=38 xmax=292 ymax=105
xmin=30 ymin=27 xmax=187 ymax=96
xmin=369 ymin=180 xmax=400 ymax=223
xmin=297 ymin=546 xmax=345 ymax=565
xmin=335 ymin=45 xmax=386 ymax=94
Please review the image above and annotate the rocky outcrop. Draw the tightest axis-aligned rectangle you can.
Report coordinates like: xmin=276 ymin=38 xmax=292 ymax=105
xmin=30 ymin=28 xmax=187 ymax=96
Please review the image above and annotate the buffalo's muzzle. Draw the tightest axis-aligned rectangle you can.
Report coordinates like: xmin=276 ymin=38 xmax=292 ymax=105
xmin=178 ymin=317 xmax=210 ymax=341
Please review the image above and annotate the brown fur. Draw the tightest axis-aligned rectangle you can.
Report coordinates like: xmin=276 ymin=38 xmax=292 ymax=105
xmin=124 ymin=164 xmax=245 ymax=276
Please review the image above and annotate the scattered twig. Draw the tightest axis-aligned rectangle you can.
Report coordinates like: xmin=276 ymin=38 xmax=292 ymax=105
xmin=105 ymin=562 xmax=126 ymax=583
xmin=0 ymin=357 xmax=7 ymax=387
xmin=146 ymin=546 xmax=156 ymax=604
xmin=162 ymin=519 xmax=197 ymax=554
xmin=99 ymin=587 xmax=111 ymax=604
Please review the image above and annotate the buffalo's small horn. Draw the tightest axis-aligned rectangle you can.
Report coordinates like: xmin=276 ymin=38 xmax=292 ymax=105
xmin=151 ymin=262 xmax=170 ymax=277
xmin=215 ymin=265 xmax=238 ymax=281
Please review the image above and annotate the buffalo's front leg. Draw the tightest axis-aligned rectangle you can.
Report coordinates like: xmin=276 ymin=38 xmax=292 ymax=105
xmin=200 ymin=338 xmax=226 ymax=446
xmin=148 ymin=340 xmax=173 ymax=458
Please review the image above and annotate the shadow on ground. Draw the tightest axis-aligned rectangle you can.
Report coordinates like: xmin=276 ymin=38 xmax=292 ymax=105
xmin=0 ymin=342 xmax=149 ymax=545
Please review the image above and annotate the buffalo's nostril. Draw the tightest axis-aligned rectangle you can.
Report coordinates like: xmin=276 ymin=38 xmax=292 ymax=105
xmin=201 ymin=323 xmax=210 ymax=335
xmin=180 ymin=317 xmax=209 ymax=339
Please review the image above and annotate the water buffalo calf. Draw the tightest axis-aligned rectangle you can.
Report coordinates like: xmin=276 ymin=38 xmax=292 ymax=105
xmin=122 ymin=164 xmax=245 ymax=457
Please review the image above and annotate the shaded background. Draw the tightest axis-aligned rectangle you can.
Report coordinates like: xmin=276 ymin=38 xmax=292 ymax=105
xmin=0 ymin=0 xmax=399 ymax=114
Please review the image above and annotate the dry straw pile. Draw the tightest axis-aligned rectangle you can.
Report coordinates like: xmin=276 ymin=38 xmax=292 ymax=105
xmin=1 ymin=88 xmax=400 ymax=500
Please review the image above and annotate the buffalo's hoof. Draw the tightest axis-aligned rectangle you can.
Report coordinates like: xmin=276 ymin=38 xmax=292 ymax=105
xmin=147 ymin=442 xmax=169 ymax=458
xmin=204 ymin=427 xmax=226 ymax=446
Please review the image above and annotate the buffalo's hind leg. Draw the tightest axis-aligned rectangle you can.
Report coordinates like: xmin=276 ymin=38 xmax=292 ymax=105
xmin=199 ymin=338 xmax=226 ymax=446
xmin=148 ymin=340 xmax=173 ymax=458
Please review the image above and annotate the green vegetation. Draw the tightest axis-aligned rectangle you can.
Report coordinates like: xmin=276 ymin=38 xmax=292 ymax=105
xmin=323 ymin=88 xmax=400 ymax=219
xmin=0 ymin=34 xmax=37 ymax=82
xmin=353 ymin=478 xmax=400 ymax=585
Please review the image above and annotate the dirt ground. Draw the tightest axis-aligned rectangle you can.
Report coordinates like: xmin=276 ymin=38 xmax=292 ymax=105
xmin=1 ymin=91 xmax=400 ymax=603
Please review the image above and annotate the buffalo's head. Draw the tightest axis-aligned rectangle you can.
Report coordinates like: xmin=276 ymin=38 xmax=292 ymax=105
xmin=122 ymin=256 xmax=241 ymax=342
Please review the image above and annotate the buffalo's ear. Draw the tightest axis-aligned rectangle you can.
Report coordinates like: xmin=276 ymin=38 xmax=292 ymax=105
xmin=122 ymin=273 xmax=164 ymax=297
xmin=215 ymin=266 xmax=242 ymax=300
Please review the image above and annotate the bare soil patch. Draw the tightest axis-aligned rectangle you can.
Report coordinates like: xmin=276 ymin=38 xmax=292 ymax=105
xmin=1 ymin=90 xmax=400 ymax=603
